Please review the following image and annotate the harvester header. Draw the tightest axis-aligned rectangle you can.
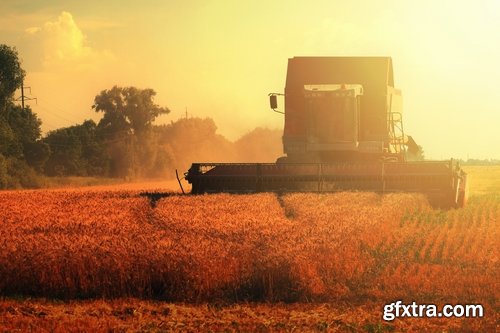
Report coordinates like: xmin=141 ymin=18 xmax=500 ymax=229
xmin=185 ymin=57 xmax=468 ymax=208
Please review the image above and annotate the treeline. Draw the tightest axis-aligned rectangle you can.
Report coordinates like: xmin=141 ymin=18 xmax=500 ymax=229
xmin=0 ymin=44 xmax=281 ymax=189
xmin=41 ymin=117 xmax=282 ymax=179
xmin=0 ymin=45 xmax=45 ymax=188
xmin=460 ymin=159 xmax=500 ymax=166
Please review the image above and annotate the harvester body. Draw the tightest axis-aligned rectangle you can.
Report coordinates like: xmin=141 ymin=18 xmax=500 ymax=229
xmin=283 ymin=57 xmax=407 ymax=162
xmin=185 ymin=57 xmax=468 ymax=208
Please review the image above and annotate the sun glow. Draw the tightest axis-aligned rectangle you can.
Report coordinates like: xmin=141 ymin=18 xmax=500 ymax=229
xmin=1 ymin=1 xmax=499 ymax=159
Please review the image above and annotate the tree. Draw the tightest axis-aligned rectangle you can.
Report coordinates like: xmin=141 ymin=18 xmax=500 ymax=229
xmin=234 ymin=127 xmax=282 ymax=162
xmin=43 ymin=120 xmax=109 ymax=176
xmin=6 ymin=104 xmax=49 ymax=171
xmin=0 ymin=45 xmax=47 ymax=188
xmin=0 ymin=44 xmax=29 ymax=158
xmin=406 ymin=145 xmax=425 ymax=161
xmin=0 ymin=45 xmax=25 ymax=112
xmin=91 ymin=86 xmax=170 ymax=178
xmin=92 ymin=86 xmax=170 ymax=137
xmin=5 ymin=105 xmax=42 ymax=148
xmin=155 ymin=117 xmax=235 ymax=172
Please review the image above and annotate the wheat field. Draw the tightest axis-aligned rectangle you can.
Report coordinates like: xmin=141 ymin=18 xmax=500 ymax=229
xmin=0 ymin=166 xmax=498 ymax=331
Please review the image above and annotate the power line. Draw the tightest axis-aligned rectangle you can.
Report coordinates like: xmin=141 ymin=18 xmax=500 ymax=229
xmin=45 ymin=135 xmax=132 ymax=147
xmin=36 ymin=97 xmax=89 ymax=125
xmin=35 ymin=99 xmax=134 ymax=139
xmin=16 ymin=93 xmax=165 ymax=145
xmin=15 ymin=83 xmax=37 ymax=111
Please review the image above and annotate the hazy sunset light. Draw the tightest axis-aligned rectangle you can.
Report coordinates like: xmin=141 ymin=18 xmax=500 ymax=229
xmin=1 ymin=0 xmax=499 ymax=159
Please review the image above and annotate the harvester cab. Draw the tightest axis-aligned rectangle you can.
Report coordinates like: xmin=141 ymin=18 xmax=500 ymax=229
xmin=275 ymin=57 xmax=412 ymax=164
xmin=185 ymin=57 xmax=468 ymax=208
xmin=303 ymin=84 xmax=363 ymax=150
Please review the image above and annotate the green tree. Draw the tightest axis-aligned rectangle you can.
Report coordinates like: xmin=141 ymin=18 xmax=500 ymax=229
xmin=92 ymin=86 xmax=170 ymax=136
xmin=43 ymin=120 xmax=109 ymax=176
xmin=91 ymin=86 xmax=170 ymax=178
xmin=0 ymin=45 xmax=46 ymax=188
xmin=2 ymin=105 xmax=43 ymax=157
xmin=0 ymin=45 xmax=25 ymax=112
xmin=0 ymin=45 xmax=27 ymax=157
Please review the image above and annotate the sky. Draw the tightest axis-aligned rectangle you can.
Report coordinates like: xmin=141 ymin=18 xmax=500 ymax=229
xmin=1 ymin=0 xmax=499 ymax=160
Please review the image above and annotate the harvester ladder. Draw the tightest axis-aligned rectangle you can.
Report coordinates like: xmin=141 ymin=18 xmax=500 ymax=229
xmin=388 ymin=112 xmax=406 ymax=157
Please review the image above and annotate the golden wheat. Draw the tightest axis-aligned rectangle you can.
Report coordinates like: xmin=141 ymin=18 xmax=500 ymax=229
xmin=0 ymin=188 xmax=497 ymax=306
xmin=0 ymin=178 xmax=498 ymax=331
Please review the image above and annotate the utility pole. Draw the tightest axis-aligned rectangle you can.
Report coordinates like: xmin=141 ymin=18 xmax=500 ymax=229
xmin=21 ymin=83 xmax=24 ymax=111
xmin=16 ymin=82 xmax=37 ymax=111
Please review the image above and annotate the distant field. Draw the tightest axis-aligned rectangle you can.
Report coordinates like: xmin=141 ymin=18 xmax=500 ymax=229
xmin=463 ymin=165 xmax=500 ymax=195
xmin=0 ymin=165 xmax=498 ymax=331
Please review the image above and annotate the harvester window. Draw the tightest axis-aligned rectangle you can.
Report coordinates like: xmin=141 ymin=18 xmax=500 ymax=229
xmin=306 ymin=92 xmax=358 ymax=143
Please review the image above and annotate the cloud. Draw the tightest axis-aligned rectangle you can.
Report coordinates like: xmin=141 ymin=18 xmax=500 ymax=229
xmin=24 ymin=11 xmax=115 ymax=71
xmin=18 ymin=11 xmax=125 ymax=134
xmin=24 ymin=26 xmax=41 ymax=34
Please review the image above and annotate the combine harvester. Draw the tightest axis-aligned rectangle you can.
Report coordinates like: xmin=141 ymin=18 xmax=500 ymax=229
xmin=184 ymin=57 xmax=467 ymax=208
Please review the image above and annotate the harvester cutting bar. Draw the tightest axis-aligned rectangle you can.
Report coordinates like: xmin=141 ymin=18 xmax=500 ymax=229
xmin=185 ymin=160 xmax=467 ymax=208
